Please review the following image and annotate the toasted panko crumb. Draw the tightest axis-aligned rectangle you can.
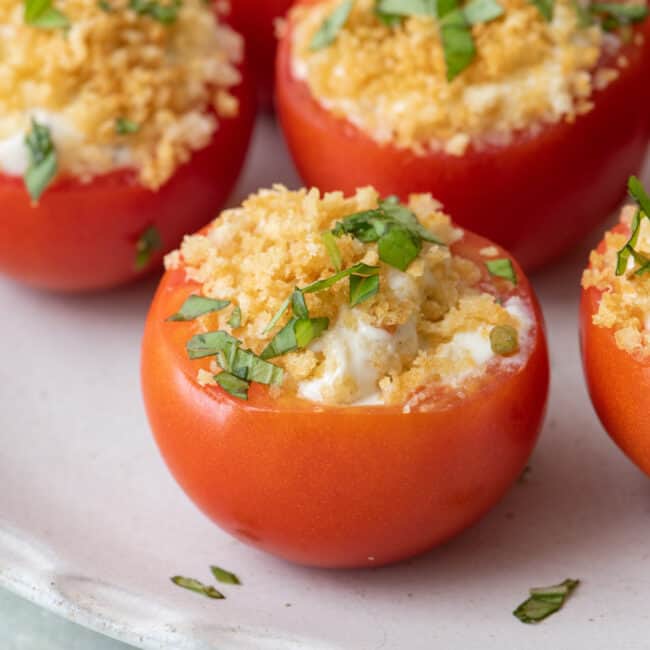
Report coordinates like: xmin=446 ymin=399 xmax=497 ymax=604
xmin=167 ymin=186 xmax=533 ymax=406
xmin=583 ymin=205 xmax=650 ymax=358
xmin=289 ymin=0 xmax=627 ymax=155
xmin=0 ymin=0 xmax=242 ymax=188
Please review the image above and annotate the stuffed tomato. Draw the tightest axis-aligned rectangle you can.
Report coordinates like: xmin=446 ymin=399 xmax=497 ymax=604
xmin=0 ymin=0 xmax=254 ymax=292
xmin=581 ymin=177 xmax=650 ymax=477
xmin=228 ymin=0 xmax=294 ymax=106
xmin=142 ymin=185 xmax=549 ymax=568
xmin=277 ymin=0 xmax=650 ymax=271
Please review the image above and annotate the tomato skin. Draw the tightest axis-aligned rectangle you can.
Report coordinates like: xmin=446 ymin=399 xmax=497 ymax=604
xmin=228 ymin=0 xmax=293 ymax=107
xmin=0 ymin=70 xmax=255 ymax=292
xmin=276 ymin=8 xmax=650 ymax=271
xmin=580 ymin=224 xmax=650 ymax=477
xmin=141 ymin=230 xmax=549 ymax=568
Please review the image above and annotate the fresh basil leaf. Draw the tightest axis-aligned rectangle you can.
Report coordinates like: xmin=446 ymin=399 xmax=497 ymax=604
xmin=261 ymin=318 xmax=298 ymax=359
xmin=486 ymin=258 xmax=517 ymax=284
xmin=349 ymin=273 xmax=380 ymax=306
xmin=215 ymin=341 xmax=284 ymax=386
xmin=215 ymin=372 xmax=249 ymax=400
xmin=513 ymin=579 xmax=579 ymax=624
xmin=228 ymin=306 xmax=242 ymax=328
xmin=186 ymin=330 xmax=240 ymax=359
xmin=135 ymin=225 xmax=162 ymax=270
xmin=310 ymin=0 xmax=353 ymax=50
xmin=590 ymin=2 xmax=648 ymax=25
xmin=167 ymin=295 xmax=230 ymax=321
xmin=616 ymin=209 xmax=642 ymax=275
xmin=527 ymin=0 xmax=554 ymax=21
xmin=210 ymin=566 xmax=241 ymax=586
xmin=302 ymin=263 xmax=380 ymax=294
xmin=115 ymin=118 xmax=140 ymax=135
xmin=129 ymin=0 xmax=181 ymax=24
xmin=378 ymin=226 xmax=421 ymax=271
xmin=321 ymin=231 xmax=343 ymax=271
xmin=24 ymin=0 xmax=69 ymax=29
xmin=440 ymin=9 xmax=476 ymax=81
xmin=263 ymin=297 xmax=291 ymax=335
xmin=379 ymin=198 xmax=444 ymax=244
xmin=374 ymin=0 xmax=437 ymax=17
xmin=171 ymin=576 xmax=225 ymax=599
xmin=463 ymin=0 xmax=503 ymax=24
xmin=628 ymin=176 xmax=650 ymax=217
xmin=24 ymin=119 xmax=57 ymax=202
xmin=294 ymin=317 xmax=329 ymax=348
xmin=291 ymin=289 xmax=310 ymax=319
xmin=332 ymin=209 xmax=388 ymax=242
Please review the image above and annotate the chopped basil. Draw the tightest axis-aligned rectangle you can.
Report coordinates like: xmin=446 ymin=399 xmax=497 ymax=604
xmin=210 ymin=566 xmax=241 ymax=586
xmin=332 ymin=197 xmax=443 ymax=271
xmin=24 ymin=119 xmax=57 ymax=202
xmin=171 ymin=576 xmax=224 ymax=599
xmin=263 ymin=297 xmax=291 ymax=335
xmin=463 ymin=0 xmax=503 ymax=24
xmin=350 ymin=273 xmax=380 ymax=306
xmin=129 ymin=0 xmax=181 ymax=24
xmin=115 ymin=118 xmax=140 ymax=135
xmin=486 ymin=258 xmax=517 ymax=284
xmin=215 ymin=338 xmax=284 ymax=385
xmin=166 ymin=295 xmax=230 ymax=322
xmin=97 ymin=0 xmax=113 ymax=11
xmin=528 ymin=0 xmax=554 ymax=20
xmin=24 ymin=0 xmax=70 ymax=29
xmin=321 ymin=231 xmax=343 ymax=271
xmin=513 ymin=579 xmax=580 ymax=624
xmin=375 ymin=0 xmax=437 ymax=18
xmin=616 ymin=176 xmax=650 ymax=276
xmin=186 ymin=330 xmax=239 ymax=359
xmin=590 ymin=2 xmax=648 ymax=27
xmin=291 ymin=289 xmax=310 ymax=319
xmin=440 ymin=8 xmax=476 ymax=80
xmin=489 ymin=324 xmax=519 ymax=356
xmin=215 ymin=372 xmax=250 ymax=400
xmin=135 ymin=225 xmax=162 ymax=270
xmin=310 ymin=0 xmax=353 ymax=50
xmin=261 ymin=316 xmax=330 ymax=359
xmin=302 ymin=263 xmax=380 ymax=294
xmin=228 ymin=306 xmax=242 ymax=328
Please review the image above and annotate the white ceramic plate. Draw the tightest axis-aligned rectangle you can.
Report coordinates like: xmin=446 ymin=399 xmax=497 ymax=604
xmin=2 ymin=116 xmax=650 ymax=650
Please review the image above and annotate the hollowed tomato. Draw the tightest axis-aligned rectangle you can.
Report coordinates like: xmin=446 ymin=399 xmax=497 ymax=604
xmin=141 ymin=227 xmax=549 ymax=568
xmin=276 ymin=4 xmax=650 ymax=271
xmin=0 ymin=70 xmax=255 ymax=292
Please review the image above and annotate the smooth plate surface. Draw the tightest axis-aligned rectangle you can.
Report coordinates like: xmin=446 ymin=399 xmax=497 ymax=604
xmin=2 ymin=116 xmax=650 ymax=650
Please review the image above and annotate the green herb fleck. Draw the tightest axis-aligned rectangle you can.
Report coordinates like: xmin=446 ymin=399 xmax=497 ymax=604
xmin=350 ymin=273 xmax=380 ymax=306
xmin=490 ymin=324 xmax=519 ymax=356
xmin=215 ymin=372 xmax=250 ymax=400
xmin=375 ymin=0 xmax=437 ymax=18
xmin=310 ymin=0 xmax=353 ymax=50
xmin=440 ymin=8 xmax=476 ymax=80
xmin=186 ymin=330 xmax=239 ymax=359
xmin=228 ymin=305 xmax=242 ymax=328
xmin=98 ymin=0 xmax=113 ymax=11
xmin=616 ymin=177 xmax=650 ymax=276
xmin=486 ymin=258 xmax=517 ymax=284
xmin=210 ymin=566 xmax=241 ymax=586
xmin=513 ymin=579 xmax=580 ymax=624
xmin=24 ymin=119 xmax=58 ymax=202
xmin=171 ymin=576 xmax=225 ymax=599
xmin=261 ymin=316 xmax=330 ymax=359
xmin=135 ymin=225 xmax=162 ymax=270
xmin=24 ymin=0 xmax=70 ymax=29
xmin=166 ymin=295 xmax=230 ymax=322
xmin=301 ymin=263 xmax=380 ymax=294
xmin=321 ymin=231 xmax=343 ymax=271
xmin=115 ymin=118 xmax=140 ymax=135
xmin=129 ymin=0 xmax=181 ymax=24
xmin=589 ymin=2 xmax=648 ymax=28
xmin=528 ymin=0 xmax=554 ymax=21
xmin=463 ymin=0 xmax=503 ymax=24
xmin=291 ymin=289 xmax=310 ymax=319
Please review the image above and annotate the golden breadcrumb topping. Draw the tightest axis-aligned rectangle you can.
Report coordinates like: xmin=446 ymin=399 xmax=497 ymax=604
xmin=0 ymin=0 xmax=242 ymax=188
xmin=166 ymin=186 xmax=534 ymax=407
xmin=290 ymin=0 xmax=628 ymax=155
xmin=583 ymin=206 xmax=650 ymax=358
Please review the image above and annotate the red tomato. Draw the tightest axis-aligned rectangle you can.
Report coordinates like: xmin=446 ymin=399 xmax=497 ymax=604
xmin=0 ymin=71 xmax=255 ymax=292
xmin=141 ymin=227 xmax=549 ymax=568
xmin=228 ymin=0 xmax=294 ymax=107
xmin=581 ymin=221 xmax=650 ymax=477
xmin=276 ymin=5 xmax=650 ymax=271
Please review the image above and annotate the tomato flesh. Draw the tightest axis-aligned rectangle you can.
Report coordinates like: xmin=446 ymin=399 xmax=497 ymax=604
xmin=276 ymin=10 xmax=650 ymax=271
xmin=141 ymin=228 xmax=549 ymax=568
xmin=0 ymin=69 xmax=255 ymax=292
xmin=581 ymin=223 xmax=650 ymax=477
